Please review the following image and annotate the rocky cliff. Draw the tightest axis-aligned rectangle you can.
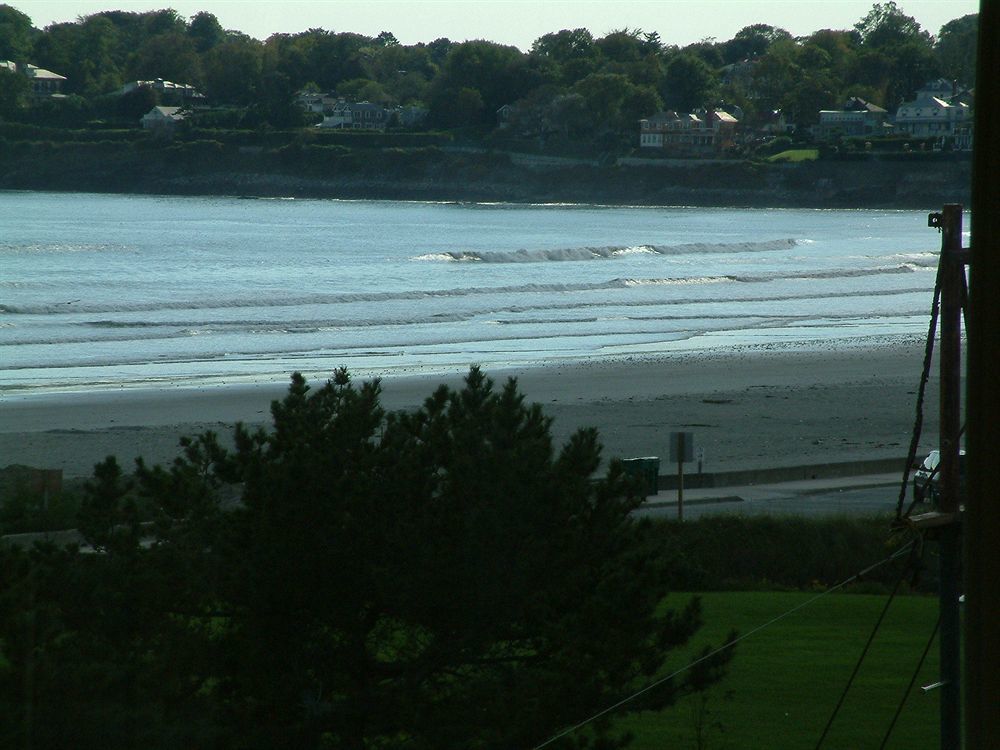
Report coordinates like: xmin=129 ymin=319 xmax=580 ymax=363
xmin=0 ymin=140 xmax=971 ymax=209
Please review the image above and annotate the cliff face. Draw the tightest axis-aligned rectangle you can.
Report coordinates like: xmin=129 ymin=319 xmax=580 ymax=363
xmin=0 ymin=140 xmax=971 ymax=209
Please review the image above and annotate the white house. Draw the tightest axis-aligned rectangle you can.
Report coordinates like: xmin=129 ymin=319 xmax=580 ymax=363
xmin=319 ymin=100 xmax=389 ymax=131
xmin=122 ymin=79 xmax=204 ymax=103
xmin=894 ymin=95 xmax=970 ymax=138
xmin=1 ymin=60 xmax=67 ymax=96
xmin=140 ymin=106 xmax=187 ymax=134
xmin=814 ymin=98 xmax=889 ymax=139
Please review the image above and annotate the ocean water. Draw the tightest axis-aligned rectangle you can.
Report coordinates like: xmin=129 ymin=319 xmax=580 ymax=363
xmin=1 ymin=191 xmax=947 ymax=393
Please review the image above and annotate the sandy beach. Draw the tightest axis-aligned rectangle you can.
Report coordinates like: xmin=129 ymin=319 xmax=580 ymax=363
xmin=1 ymin=339 xmax=942 ymax=479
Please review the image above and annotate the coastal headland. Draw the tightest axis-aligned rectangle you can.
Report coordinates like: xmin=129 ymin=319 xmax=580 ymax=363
xmin=0 ymin=339 xmax=941 ymax=479
xmin=0 ymin=139 xmax=972 ymax=210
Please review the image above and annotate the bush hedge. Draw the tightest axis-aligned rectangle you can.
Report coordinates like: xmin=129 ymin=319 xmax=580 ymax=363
xmin=651 ymin=515 xmax=934 ymax=593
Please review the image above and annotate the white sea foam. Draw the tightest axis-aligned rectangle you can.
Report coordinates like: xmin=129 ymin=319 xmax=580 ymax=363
xmin=412 ymin=238 xmax=798 ymax=263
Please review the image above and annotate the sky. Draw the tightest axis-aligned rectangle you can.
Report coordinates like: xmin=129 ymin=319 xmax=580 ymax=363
xmin=11 ymin=0 xmax=979 ymax=49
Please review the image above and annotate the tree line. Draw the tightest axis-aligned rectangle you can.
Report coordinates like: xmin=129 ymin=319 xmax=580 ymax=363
xmin=0 ymin=3 xmax=979 ymax=139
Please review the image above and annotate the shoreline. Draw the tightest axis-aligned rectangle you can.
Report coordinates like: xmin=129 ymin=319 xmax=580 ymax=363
xmin=0 ymin=185 xmax=940 ymax=213
xmin=0 ymin=338 xmax=941 ymax=479
xmin=0 ymin=148 xmax=971 ymax=211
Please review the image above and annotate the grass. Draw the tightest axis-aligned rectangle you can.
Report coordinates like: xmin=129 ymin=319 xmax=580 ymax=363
xmin=607 ymin=591 xmax=940 ymax=749
xmin=767 ymin=148 xmax=820 ymax=163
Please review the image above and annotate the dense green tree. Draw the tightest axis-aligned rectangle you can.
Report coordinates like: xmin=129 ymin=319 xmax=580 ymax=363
xmin=423 ymin=36 xmax=454 ymax=66
xmin=854 ymin=1 xmax=930 ymax=47
xmin=569 ymin=71 xmax=662 ymax=138
xmin=336 ymin=76 xmax=389 ymax=104
xmin=114 ymin=85 xmax=158 ymax=122
xmin=935 ymin=14 xmax=977 ymax=86
xmin=0 ymin=369 xmax=729 ymax=749
xmin=596 ymin=28 xmax=647 ymax=65
xmin=429 ymin=40 xmax=536 ymax=126
xmin=246 ymin=69 xmax=304 ymax=127
xmin=849 ymin=37 xmax=938 ymax=110
xmin=530 ymin=28 xmax=599 ymax=86
xmin=848 ymin=0 xmax=938 ymax=108
xmin=202 ymin=36 xmax=263 ymax=104
xmin=265 ymin=29 xmax=371 ymax=93
xmin=545 ymin=91 xmax=590 ymax=139
xmin=30 ymin=16 xmax=126 ymax=97
xmin=73 ymin=15 xmax=126 ymax=95
xmin=152 ymin=368 xmax=725 ymax=748
xmin=679 ymin=38 xmax=724 ymax=68
xmin=142 ymin=7 xmax=186 ymax=37
xmin=19 ymin=92 xmax=92 ymax=127
xmin=374 ymin=30 xmax=399 ymax=47
xmin=0 ymin=65 xmax=29 ymax=114
xmin=452 ymin=86 xmax=486 ymax=127
xmin=128 ymin=32 xmax=203 ymax=85
xmin=804 ymin=29 xmax=859 ymax=81
xmin=722 ymin=23 xmax=792 ymax=63
xmin=0 ymin=3 xmax=34 ymax=60
xmin=388 ymin=70 xmax=430 ymax=106
xmin=187 ymin=10 xmax=225 ymax=53
xmin=662 ymin=52 xmax=718 ymax=111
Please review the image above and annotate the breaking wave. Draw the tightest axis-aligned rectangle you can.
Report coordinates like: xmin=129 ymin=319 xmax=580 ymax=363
xmin=0 ymin=263 xmax=933 ymax=317
xmin=413 ymin=238 xmax=798 ymax=263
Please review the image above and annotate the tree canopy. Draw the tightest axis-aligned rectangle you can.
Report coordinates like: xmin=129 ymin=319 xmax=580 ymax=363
xmin=0 ymin=4 xmax=979 ymax=143
xmin=0 ymin=368 xmax=730 ymax=749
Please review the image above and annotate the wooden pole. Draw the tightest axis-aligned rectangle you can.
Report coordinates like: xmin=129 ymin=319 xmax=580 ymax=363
xmin=937 ymin=205 xmax=963 ymax=750
xmin=965 ymin=2 xmax=1000 ymax=746
xmin=677 ymin=434 xmax=685 ymax=522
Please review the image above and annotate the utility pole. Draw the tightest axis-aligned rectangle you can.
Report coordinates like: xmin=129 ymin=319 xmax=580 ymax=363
xmin=964 ymin=1 xmax=1000 ymax=746
xmin=934 ymin=204 xmax=964 ymax=750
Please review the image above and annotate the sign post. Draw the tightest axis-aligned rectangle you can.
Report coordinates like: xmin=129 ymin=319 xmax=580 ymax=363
xmin=670 ymin=432 xmax=694 ymax=522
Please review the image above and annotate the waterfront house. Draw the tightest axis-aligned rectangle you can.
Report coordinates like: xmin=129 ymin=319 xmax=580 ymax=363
xmin=318 ymin=100 xmax=389 ymax=131
xmin=122 ymin=79 xmax=205 ymax=104
xmin=140 ymin=105 xmax=187 ymax=136
xmin=639 ymin=109 xmax=738 ymax=156
xmin=813 ymin=97 xmax=889 ymax=139
xmin=1 ymin=60 xmax=67 ymax=97
xmin=894 ymin=82 xmax=971 ymax=146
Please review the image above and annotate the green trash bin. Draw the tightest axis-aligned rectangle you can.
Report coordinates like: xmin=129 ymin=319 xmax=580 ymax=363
xmin=622 ymin=456 xmax=660 ymax=498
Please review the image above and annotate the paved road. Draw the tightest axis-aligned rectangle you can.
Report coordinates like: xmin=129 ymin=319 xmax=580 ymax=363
xmin=635 ymin=472 xmax=913 ymax=520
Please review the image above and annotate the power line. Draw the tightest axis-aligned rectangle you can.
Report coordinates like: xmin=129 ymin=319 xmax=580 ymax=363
xmin=530 ymin=540 xmax=916 ymax=750
xmin=814 ymin=542 xmax=917 ymax=749
xmin=878 ymin=614 xmax=941 ymax=750
xmin=895 ymin=266 xmax=942 ymax=521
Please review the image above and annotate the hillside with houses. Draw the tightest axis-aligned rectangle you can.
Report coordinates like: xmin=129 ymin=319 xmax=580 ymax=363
xmin=0 ymin=2 xmax=976 ymax=205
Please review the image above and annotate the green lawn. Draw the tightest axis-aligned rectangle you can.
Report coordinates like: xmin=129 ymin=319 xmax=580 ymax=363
xmin=767 ymin=149 xmax=820 ymax=163
xmin=609 ymin=591 xmax=940 ymax=749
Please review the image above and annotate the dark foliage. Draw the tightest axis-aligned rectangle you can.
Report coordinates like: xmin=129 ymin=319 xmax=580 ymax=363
xmin=0 ymin=368 xmax=724 ymax=749
xmin=3 ymin=4 xmax=975 ymax=141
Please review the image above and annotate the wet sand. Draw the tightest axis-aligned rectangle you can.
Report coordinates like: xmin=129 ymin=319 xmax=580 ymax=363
xmin=0 ymin=339 xmax=941 ymax=478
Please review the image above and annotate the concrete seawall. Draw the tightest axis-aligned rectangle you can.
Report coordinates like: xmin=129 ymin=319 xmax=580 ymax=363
xmin=657 ymin=456 xmax=909 ymax=490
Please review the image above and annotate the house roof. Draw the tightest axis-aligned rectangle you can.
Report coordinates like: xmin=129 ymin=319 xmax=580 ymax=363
xmin=0 ymin=61 xmax=66 ymax=80
xmin=24 ymin=64 xmax=66 ymax=81
xmin=122 ymin=79 xmax=200 ymax=95
xmin=643 ymin=111 xmax=680 ymax=124
xmin=920 ymin=78 xmax=956 ymax=94
xmin=901 ymin=95 xmax=958 ymax=110
xmin=142 ymin=106 xmax=186 ymax=121
xmin=844 ymin=97 xmax=887 ymax=113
